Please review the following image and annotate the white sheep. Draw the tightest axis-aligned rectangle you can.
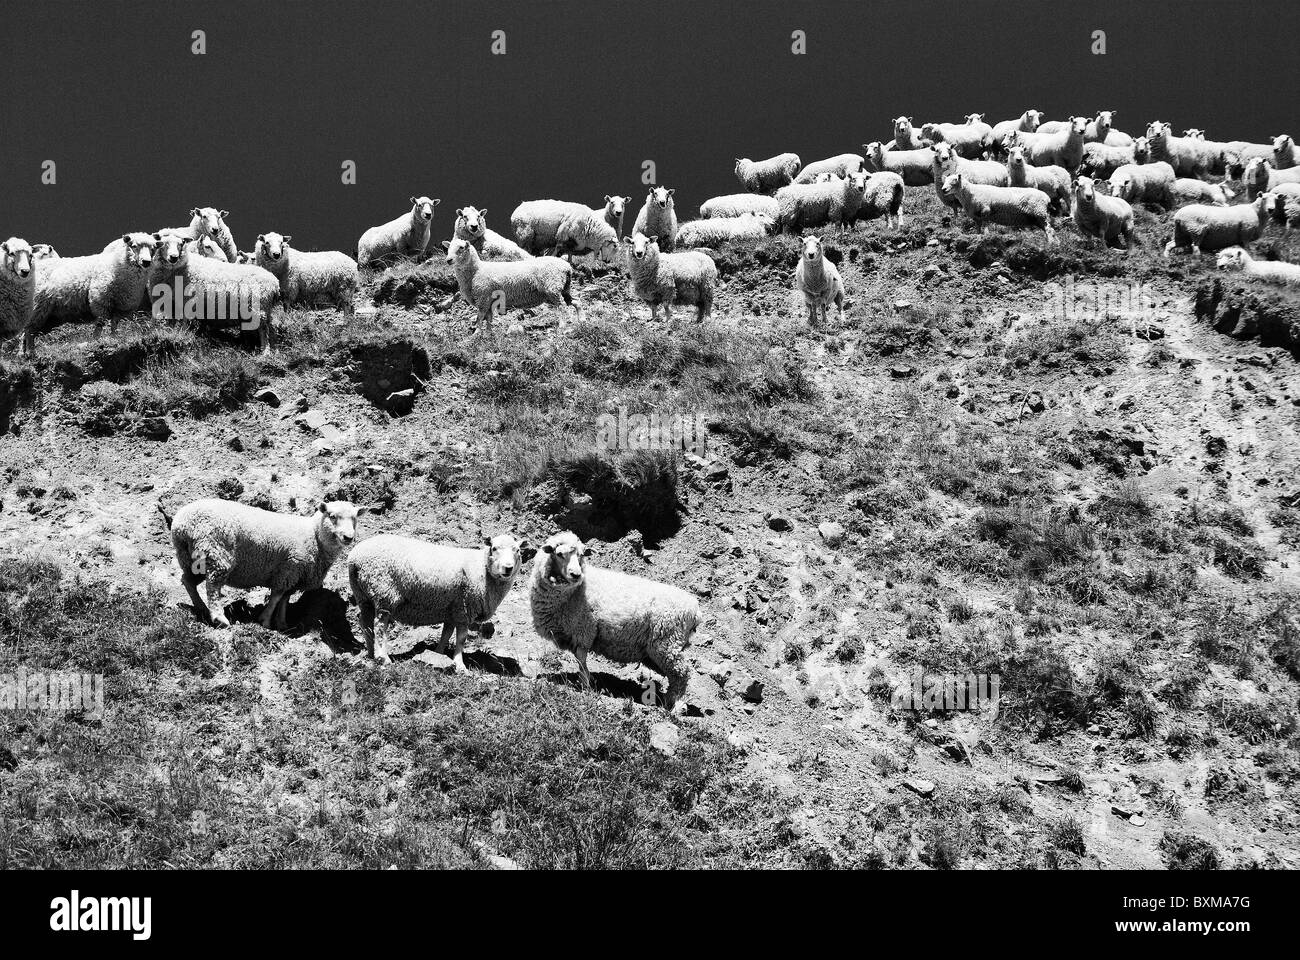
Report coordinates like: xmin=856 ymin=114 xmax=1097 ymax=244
xmin=1082 ymin=110 xmax=1119 ymax=143
xmin=624 ymin=232 xmax=716 ymax=323
xmin=774 ymin=176 xmax=866 ymax=232
xmin=863 ymin=141 xmax=934 ymax=186
xmin=357 ymin=196 xmax=440 ymax=266
xmin=255 ymin=232 xmax=358 ymax=315
xmin=445 ymin=236 xmax=579 ymax=335
xmin=991 ymin=110 xmax=1044 ymax=145
xmin=1079 ymin=141 xmax=1143 ymax=179
xmin=1109 ymin=160 xmax=1175 ymax=208
xmin=1164 ymin=195 xmax=1271 ymax=257
xmin=510 ymin=199 xmax=619 ymax=260
xmin=1242 ymin=158 xmax=1300 ymax=200
xmin=1215 ymin=246 xmax=1300 ymax=285
xmin=794 ymin=153 xmax=866 ymax=184
xmin=941 ymin=172 xmax=1056 ymax=243
xmin=529 ymin=530 xmax=699 ymax=710
xmin=1071 ymin=176 xmax=1135 ymax=249
xmin=734 ymin=154 xmax=801 ymax=193
xmin=1283 ymin=196 xmax=1300 ymax=233
xmin=31 ymin=244 xmax=59 ymax=261
xmin=632 ymin=187 xmax=679 ymax=252
xmin=452 ymin=206 xmax=531 ymax=261
xmin=347 ymin=532 xmax=525 ymax=668
xmin=920 ymin=120 xmax=990 ymax=160
xmin=1273 ymin=134 xmax=1296 ymax=170
xmin=889 ymin=117 xmax=931 ymax=150
xmin=1262 ymin=183 xmax=1300 ymax=223
xmin=600 ymin=195 xmax=633 ymax=237
xmin=1017 ymin=116 xmax=1088 ymax=170
xmin=166 ymin=498 xmax=361 ymax=630
xmin=699 ymin=193 xmax=780 ymax=219
xmin=849 ymin=170 xmax=905 ymax=228
xmin=794 ymin=235 xmax=844 ymax=324
xmin=1144 ymin=122 xmax=1220 ymax=179
xmin=675 ymin=213 xmax=773 ymax=247
xmin=1006 ymin=145 xmax=1071 ymax=213
xmin=931 ymin=142 xmax=1010 ymax=214
xmin=159 ymin=207 xmax=239 ymax=262
xmin=186 ymin=236 xmax=229 ymax=261
xmin=1169 ymin=178 xmax=1233 ymax=206
xmin=0 ymin=239 xmax=35 ymax=343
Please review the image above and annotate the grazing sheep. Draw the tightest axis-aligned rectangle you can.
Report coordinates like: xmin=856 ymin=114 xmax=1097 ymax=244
xmin=774 ymin=176 xmax=866 ymax=232
xmin=849 ymin=170 xmax=905 ymax=228
xmin=794 ymin=235 xmax=844 ymax=324
xmin=445 ymin=236 xmax=578 ymax=334
xmin=600 ymin=195 xmax=633 ymax=237
xmin=1079 ymin=141 xmax=1142 ymax=179
xmin=931 ymin=142 xmax=1010 ymax=213
xmin=991 ymin=109 xmax=1044 ymax=145
xmin=160 ymin=207 xmax=239 ymax=262
xmin=510 ymin=199 xmax=618 ymax=260
xmin=1242 ymin=158 xmax=1300 ymax=200
xmin=31 ymin=244 xmax=59 ymax=261
xmin=357 ymin=196 xmax=440 ymax=266
xmin=452 ymin=206 xmax=531 ymax=261
xmin=254 ymin=232 xmax=358 ymax=315
xmin=1164 ymin=195 xmax=1271 ymax=257
xmin=1169 ymin=178 xmax=1233 ymax=206
xmin=734 ymin=153 xmax=801 ymax=193
xmin=347 ymin=532 xmax=525 ymax=668
xmin=1109 ymin=160 xmax=1176 ymax=208
xmin=941 ymin=172 xmax=1056 ymax=243
xmin=675 ymin=212 xmax=773 ymax=247
xmin=632 ymin=186 xmax=679 ymax=252
xmin=529 ymin=530 xmax=699 ymax=710
xmin=920 ymin=120 xmax=990 ymax=160
xmin=1215 ymin=245 xmax=1300 ymax=285
xmin=624 ymin=232 xmax=717 ymax=323
xmin=1071 ymin=176 xmax=1135 ymax=249
xmin=1006 ymin=145 xmax=1071 ymax=213
xmin=699 ymin=193 xmax=780 ymax=219
xmin=863 ymin=141 xmax=934 ymax=186
xmin=0 ymin=238 xmax=35 ymax=342
xmin=1145 ymin=122 xmax=1221 ymax=179
xmin=24 ymin=233 xmax=159 ymax=352
xmin=795 ymin=153 xmax=866 ymax=184
xmin=890 ymin=116 xmax=931 ymax=150
xmin=1018 ymin=116 xmax=1088 ymax=170
xmin=166 ymin=498 xmax=361 ymax=630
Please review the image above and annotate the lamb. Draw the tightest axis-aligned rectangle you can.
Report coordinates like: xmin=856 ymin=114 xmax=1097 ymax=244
xmin=699 ymin=193 xmax=780 ymax=219
xmin=920 ymin=120 xmax=990 ymax=160
xmin=1071 ymin=176 xmax=1135 ymax=249
xmin=1215 ymin=246 xmax=1300 ymax=285
xmin=1242 ymin=158 xmax=1300 ymax=200
xmin=1164 ymin=195 xmax=1271 ymax=257
xmin=600 ymin=195 xmax=633 ymax=237
xmin=452 ymin=206 xmax=531 ymax=261
xmin=889 ymin=117 xmax=930 ymax=150
xmin=24 ymin=232 xmax=159 ymax=352
xmin=445 ymin=236 xmax=578 ymax=334
xmin=1109 ymin=160 xmax=1175 ymax=208
xmin=347 ymin=532 xmax=525 ymax=668
xmin=254 ymin=232 xmax=358 ymax=315
xmin=159 ymin=207 xmax=239 ymax=262
xmin=357 ymin=196 xmax=440 ymax=266
xmin=0 ymin=239 xmax=35 ymax=342
xmin=1169 ymin=178 xmax=1233 ymax=206
xmin=931 ymin=141 xmax=1010 ymax=214
xmin=632 ymin=187 xmax=680 ymax=252
xmin=849 ymin=170 xmax=904 ymax=228
xmin=31 ymin=244 xmax=59 ymax=261
xmin=863 ymin=141 xmax=934 ymax=186
xmin=1018 ymin=116 xmax=1088 ymax=170
xmin=1006 ymin=145 xmax=1071 ymax=213
xmin=734 ymin=153 xmax=801 ymax=193
xmin=1079 ymin=141 xmax=1143 ymax=179
xmin=165 ymin=498 xmax=361 ymax=630
xmin=794 ymin=235 xmax=844 ymax=324
xmin=1145 ymin=122 xmax=1220 ymax=179
xmin=675 ymin=213 xmax=773 ymax=247
xmin=774 ymin=176 xmax=866 ymax=232
xmin=529 ymin=530 xmax=699 ymax=710
xmin=794 ymin=153 xmax=865 ymax=184
xmin=941 ymin=172 xmax=1056 ymax=243
xmin=990 ymin=110 xmax=1044 ymax=146
xmin=624 ymin=232 xmax=717 ymax=323
xmin=510 ymin=199 xmax=619 ymax=260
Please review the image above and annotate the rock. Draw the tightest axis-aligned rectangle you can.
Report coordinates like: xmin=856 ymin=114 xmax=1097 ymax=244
xmin=766 ymin=512 xmax=793 ymax=532
xmin=649 ymin=721 xmax=680 ymax=756
xmin=903 ymin=778 xmax=935 ymax=797
xmin=385 ymin=388 xmax=416 ymax=416
xmin=705 ymin=462 xmax=730 ymax=484
xmin=413 ymin=650 xmax=455 ymax=671
xmin=137 ymin=416 xmax=172 ymax=441
xmin=726 ymin=731 xmax=756 ymax=753
xmin=227 ymin=435 xmax=244 ymax=452
xmin=890 ymin=365 xmax=915 ymax=379
xmin=817 ymin=520 xmax=845 ymax=547
xmin=894 ymin=299 xmax=912 ymax=310
xmin=1026 ymin=392 xmax=1046 ymax=413
xmin=254 ymin=388 xmax=281 ymax=408
xmin=290 ymin=394 xmax=309 ymax=413
xmin=738 ymin=677 xmax=764 ymax=703
xmin=1087 ymin=724 xmax=1101 ymax=734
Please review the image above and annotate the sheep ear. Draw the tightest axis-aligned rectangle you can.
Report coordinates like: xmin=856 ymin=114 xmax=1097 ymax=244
xmin=439 ymin=240 xmax=451 ymax=251
xmin=153 ymin=232 xmax=162 ymax=242
xmin=667 ymin=188 xmax=675 ymax=196
xmin=317 ymin=502 xmax=327 ymax=514
xmin=648 ymin=235 xmax=659 ymax=243
xmin=604 ymin=195 xmax=612 ymax=202
xmin=219 ymin=210 xmax=229 ymax=219
xmin=190 ymin=208 xmax=200 ymax=217
xmin=283 ymin=235 xmax=292 ymax=244
xmin=409 ymin=196 xmax=418 ymax=205
xmin=257 ymin=234 xmax=265 ymax=243
xmin=121 ymin=234 xmax=131 ymax=245
xmin=431 ymin=198 xmax=442 ymax=206
xmin=542 ymin=544 xmax=554 ymax=554
xmin=455 ymin=208 xmax=463 ymax=216
xmin=517 ymin=539 xmax=530 ymax=552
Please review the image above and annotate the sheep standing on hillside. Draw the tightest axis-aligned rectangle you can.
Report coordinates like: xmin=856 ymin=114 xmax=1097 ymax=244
xmin=848 ymin=170 xmax=904 ymax=228
xmin=625 ymin=232 xmax=717 ymax=323
xmin=699 ymin=193 xmax=780 ymax=219
xmin=348 ymin=532 xmax=525 ymax=668
xmin=1242 ymin=158 xmax=1300 ymax=200
xmin=452 ymin=206 xmax=531 ymax=261
xmin=1145 ymin=122 xmax=1220 ymax=179
xmin=675 ymin=213 xmax=773 ymax=247
xmin=1109 ymin=160 xmax=1175 ymax=208
xmin=0 ymin=238 xmax=35 ymax=343
xmin=529 ymin=530 xmax=699 ymax=711
xmin=1071 ymin=176 xmax=1135 ymax=249
xmin=1079 ymin=141 xmax=1143 ymax=179
xmin=775 ymin=176 xmax=866 ymax=232
xmin=889 ymin=117 xmax=930 ymax=150
xmin=1216 ymin=245 xmax=1300 ymax=285
xmin=166 ymin=498 xmax=361 ymax=629
xmin=1081 ymin=110 xmax=1118 ymax=143
xmin=863 ymin=141 xmax=934 ymax=186
xmin=446 ymin=236 xmax=578 ymax=335
xmin=511 ymin=200 xmax=619 ymax=260
xmin=991 ymin=110 xmax=1044 ymax=146
xmin=255 ymin=232 xmax=358 ymax=315
xmin=942 ymin=172 xmax=1056 ymax=242
xmin=600 ymin=195 xmax=633 ymax=237
xmin=920 ymin=120 xmax=990 ymax=160
xmin=1006 ymin=145 xmax=1071 ymax=213
xmin=931 ymin=142 xmax=1010 ymax=214
xmin=794 ymin=235 xmax=844 ymax=324
xmin=734 ymin=154 xmax=801 ymax=193
xmin=795 ymin=153 xmax=865 ymax=184
xmin=1164 ymin=195 xmax=1271 ymax=256
xmin=357 ymin=196 xmax=440 ymax=266
xmin=1019 ymin=116 xmax=1088 ymax=170
xmin=632 ymin=187 xmax=679 ymax=251
xmin=160 ymin=207 xmax=239 ymax=262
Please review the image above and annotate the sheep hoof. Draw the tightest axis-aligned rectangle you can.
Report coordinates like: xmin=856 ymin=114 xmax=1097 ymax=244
xmin=210 ymin=613 xmax=231 ymax=629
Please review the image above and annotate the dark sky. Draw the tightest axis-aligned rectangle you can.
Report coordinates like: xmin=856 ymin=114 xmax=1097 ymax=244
xmin=2 ymin=0 xmax=1297 ymax=257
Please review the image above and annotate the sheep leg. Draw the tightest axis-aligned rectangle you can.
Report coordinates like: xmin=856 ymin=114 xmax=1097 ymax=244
xmin=260 ymin=590 xmax=286 ymax=629
xmin=180 ymin=569 xmax=211 ymax=623
xmin=434 ymin=622 xmax=455 ymax=655
xmin=806 ymin=303 xmax=817 ymax=325
xmin=373 ymin=613 xmax=393 ymax=663
xmin=204 ymin=572 xmax=230 ymax=628
xmin=572 ymin=647 xmax=593 ymax=691
xmin=357 ymin=596 xmax=377 ymax=656
xmin=273 ymin=591 xmax=293 ymax=630
xmin=451 ymin=625 xmax=469 ymax=673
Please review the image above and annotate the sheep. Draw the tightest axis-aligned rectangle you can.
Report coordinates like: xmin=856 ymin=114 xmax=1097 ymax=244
xmin=186 ymin=236 xmax=229 ymax=261
xmin=1242 ymin=158 xmax=1300 ymax=200
xmin=1079 ymin=141 xmax=1143 ymax=179
xmin=1283 ymin=196 xmax=1300 ymax=233
xmin=445 ymin=236 xmax=578 ymax=334
xmin=1222 ymin=138 xmax=1277 ymax=177
xmin=31 ymin=244 xmax=59 ymax=261
xmin=1018 ymin=116 xmax=1088 ymax=170
xmin=632 ymin=187 xmax=679 ymax=252
xmin=675 ymin=213 xmax=773 ymax=247
xmin=699 ymin=193 xmax=780 ymax=219
xmin=1109 ymin=160 xmax=1176 ymax=208
xmin=863 ymin=141 xmax=934 ymax=186
xmin=166 ymin=498 xmax=361 ymax=630
xmin=1144 ymin=122 xmax=1221 ymax=179
xmin=1215 ymin=245 xmax=1300 ymax=285
xmin=510 ymin=199 xmax=619 ymax=260
xmin=889 ymin=116 xmax=931 ymax=150
xmin=452 ymin=206 xmax=531 ymax=261
xmin=347 ymin=532 xmax=525 ymax=668
xmin=234 ymin=251 xmax=255 ymax=265
xmin=357 ymin=196 xmax=440 ymax=266
xmin=931 ymin=141 xmax=1010 ymax=214
xmin=624 ymin=232 xmax=717 ymax=323
xmin=941 ymin=172 xmax=1056 ymax=243
xmin=529 ymin=530 xmax=699 ymax=710
xmin=0 ymin=239 xmax=35 ymax=343
xmin=148 ymin=232 xmax=281 ymax=352
xmin=1273 ymin=134 xmax=1296 ymax=170
xmin=734 ymin=153 xmax=801 ymax=193
xmin=600 ymin=195 xmax=633 ymax=237
xmin=990 ymin=110 xmax=1044 ymax=145
xmin=1006 ymin=145 xmax=1071 ymax=213
xmin=159 ymin=207 xmax=239 ymax=262
xmin=794 ymin=235 xmax=844 ymax=324
xmin=1263 ymin=185 xmax=1300 ymax=226
xmin=1164 ymin=194 xmax=1271 ymax=257
xmin=849 ymin=170 xmax=905 ymax=229
xmin=254 ymin=232 xmax=358 ymax=315
xmin=1081 ymin=110 xmax=1119 ymax=143
xmin=794 ymin=153 xmax=866 ymax=184
xmin=24 ymin=232 xmax=159 ymax=352
xmin=774 ymin=176 xmax=866 ymax=232
xmin=1169 ymin=178 xmax=1233 ymax=206
xmin=920 ymin=120 xmax=990 ymax=160
xmin=1071 ymin=176 xmax=1136 ymax=249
